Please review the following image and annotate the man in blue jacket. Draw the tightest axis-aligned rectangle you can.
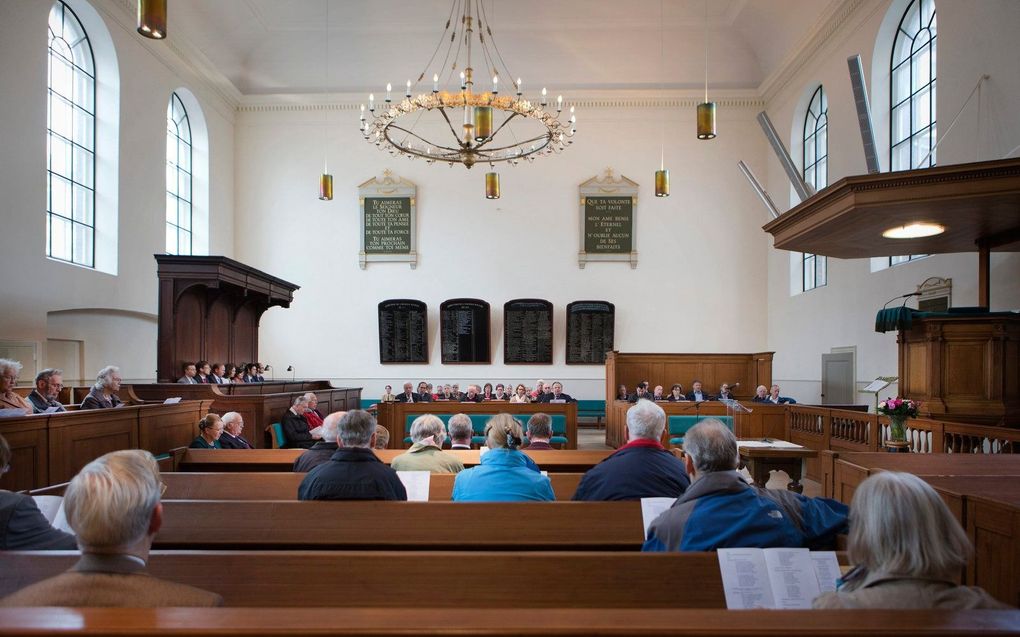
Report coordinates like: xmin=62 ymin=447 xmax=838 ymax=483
xmin=643 ymin=419 xmax=847 ymax=552
xmin=572 ymin=400 xmax=690 ymax=501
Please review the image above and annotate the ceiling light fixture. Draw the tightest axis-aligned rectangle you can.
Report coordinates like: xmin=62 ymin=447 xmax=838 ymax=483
xmin=137 ymin=0 xmax=166 ymax=39
xmin=319 ymin=0 xmax=333 ymax=201
xmin=697 ymin=0 xmax=716 ymax=140
xmin=359 ymin=0 xmax=576 ymax=196
xmin=882 ymin=223 xmax=946 ymax=239
xmin=654 ymin=0 xmax=669 ymax=197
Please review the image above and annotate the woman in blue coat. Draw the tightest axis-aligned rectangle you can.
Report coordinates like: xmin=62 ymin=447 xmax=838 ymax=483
xmin=452 ymin=413 xmax=554 ymax=502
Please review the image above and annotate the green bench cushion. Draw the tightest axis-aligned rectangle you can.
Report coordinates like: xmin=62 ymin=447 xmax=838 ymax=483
xmin=667 ymin=415 xmax=733 ymax=447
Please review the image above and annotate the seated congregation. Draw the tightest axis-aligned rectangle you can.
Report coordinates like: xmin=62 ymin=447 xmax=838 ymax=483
xmin=0 ymin=398 xmax=1009 ymax=610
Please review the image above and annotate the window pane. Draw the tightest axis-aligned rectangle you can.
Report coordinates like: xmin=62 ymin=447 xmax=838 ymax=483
xmin=50 ymin=94 xmax=72 ymax=140
xmin=913 ymin=85 xmax=932 ymax=129
xmin=166 ymin=164 xmax=177 ymax=194
xmin=179 ymin=174 xmax=191 ymax=202
xmin=166 ymin=224 xmax=176 ymax=254
xmin=816 ymin=255 xmax=827 ymax=286
xmin=913 ymin=37 xmax=932 ymax=91
xmin=50 ymin=55 xmax=73 ymax=99
xmin=72 ymin=145 xmax=93 ymax=188
xmin=73 ymin=68 xmax=93 ymax=111
xmin=892 ymin=102 xmax=911 ymax=145
xmin=73 ymin=222 xmax=93 ymax=266
xmin=817 ymin=157 xmax=827 ymax=186
xmin=803 ymin=254 xmax=816 ymax=290
xmin=72 ymin=183 xmax=92 ymax=224
xmin=72 ymin=107 xmax=93 ymax=149
xmin=892 ymin=65 xmax=910 ymax=104
xmin=178 ymin=201 xmax=191 ymax=230
xmin=912 ymin=127 xmax=933 ymax=167
xmin=50 ymin=174 xmax=71 ymax=218
xmin=892 ymin=141 xmax=911 ymax=171
xmin=178 ymin=229 xmax=192 ymax=256
xmin=166 ymin=133 xmax=178 ymax=166
xmin=50 ymin=215 xmax=72 ymax=261
xmin=166 ymin=192 xmax=177 ymax=223
xmin=50 ymin=134 xmax=72 ymax=177
xmin=178 ymin=140 xmax=191 ymax=171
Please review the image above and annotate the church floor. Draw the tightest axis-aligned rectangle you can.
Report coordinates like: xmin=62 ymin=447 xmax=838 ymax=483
xmin=574 ymin=427 xmax=822 ymax=498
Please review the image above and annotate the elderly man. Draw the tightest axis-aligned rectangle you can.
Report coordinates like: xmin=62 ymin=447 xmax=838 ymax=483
xmin=394 ymin=382 xmax=420 ymax=403
xmin=767 ymin=384 xmax=797 ymax=404
xmin=391 ymin=415 xmax=464 ymax=473
xmin=373 ymin=425 xmax=390 ymax=449
xmin=0 ymin=434 xmax=77 ymax=550
xmin=280 ymin=395 xmax=319 ymax=449
xmin=643 ymin=419 xmax=847 ymax=552
xmin=298 ymin=410 xmax=407 ymax=501
xmin=80 ymin=366 xmax=123 ymax=410
xmin=177 ymin=362 xmax=198 ymax=384
xmin=27 ymin=368 xmax=65 ymax=413
xmin=573 ymin=400 xmax=689 ymax=501
xmin=293 ymin=411 xmax=344 ymax=472
xmin=448 ymin=413 xmax=473 ymax=449
xmin=303 ymin=392 xmax=324 ymax=429
xmin=0 ymin=449 xmax=221 ymax=607
xmin=210 ymin=363 xmax=227 ymax=384
xmin=751 ymin=385 xmax=770 ymax=403
xmin=461 ymin=384 xmax=483 ymax=403
xmin=525 ymin=413 xmax=555 ymax=450
xmin=218 ymin=412 xmax=253 ymax=449
xmin=538 ymin=381 xmax=573 ymax=403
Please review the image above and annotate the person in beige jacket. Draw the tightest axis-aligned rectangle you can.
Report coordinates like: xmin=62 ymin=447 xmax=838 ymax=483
xmin=813 ymin=471 xmax=1008 ymax=610
xmin=1 ymin=450 xmax=221 ymax=607
xmin=390 ymin=414 xmax=464 ymax=473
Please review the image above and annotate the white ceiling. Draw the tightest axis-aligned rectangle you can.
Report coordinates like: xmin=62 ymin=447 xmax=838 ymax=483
xmin=165 ymin=0 xmax=839 ymax=96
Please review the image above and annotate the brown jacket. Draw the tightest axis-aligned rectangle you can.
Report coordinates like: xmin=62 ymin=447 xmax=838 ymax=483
xmin=0 ymin=553 xmax=222 ymax=607
xmin=813 ymin=572 xmax=1009 ymax=610
xmin=0 ymin=392 xmax=31 ymax=414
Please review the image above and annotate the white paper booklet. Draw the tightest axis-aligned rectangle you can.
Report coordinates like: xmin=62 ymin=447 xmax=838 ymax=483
xmin=639 ymin=497 xmax=676 ymax=538
xmin=396 ymin=471 xmax=431 ymax=502
xmin=717 ymin=548 xmax=840 ymax=609
xmin=32 ymin=495 xmax=75 ymax=534
xmin=162 ymin=397 xmax=182 ymax=405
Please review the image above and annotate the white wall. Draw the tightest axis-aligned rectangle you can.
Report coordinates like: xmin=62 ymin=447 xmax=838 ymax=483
xmin=0 ymin=0 xmax=235 ymax=381
xmin=762 ymin=0 xmax=1020 ymax=405
xmin=235 ymin=96 xmax=771 ymax=398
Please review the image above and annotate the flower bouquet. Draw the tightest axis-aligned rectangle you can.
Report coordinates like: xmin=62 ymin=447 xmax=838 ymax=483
xmin=877 ymin=397 xmax=919 ymax=443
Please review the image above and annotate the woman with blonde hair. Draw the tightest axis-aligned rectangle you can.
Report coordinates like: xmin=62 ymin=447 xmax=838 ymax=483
xmin=189 ymin=414 xmax=225 ymax=449
xmin=813 ymin=471 xmax=1007 ymax=609
xmin=0 ymin=359 xmax=31 ymax=415
xmin=451 ymin=413 xmax=553 ymax=502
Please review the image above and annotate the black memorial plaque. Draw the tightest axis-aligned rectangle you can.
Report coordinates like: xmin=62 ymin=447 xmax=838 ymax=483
xmin=503 ymin=299 xmax=553 ymax=364
xmin=378 ymin=300 xmax=428 ymax=363
xmin=583 ymin=196 xmax=633 ymax=253
xmin=440 ymin=299 xmax=491 ymax=364
xmin=364 ymin=197 xmax=412 ymax=254
xmin=566 ymin=300 xmax=615 ymax=365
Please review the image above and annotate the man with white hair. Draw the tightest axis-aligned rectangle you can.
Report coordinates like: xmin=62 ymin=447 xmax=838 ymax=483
xmin=0 ymin=450 xmax=221 ymax=606
xmin=293 ymin=411 xmax=345 ymax=472
xmin=298 ymin=410 xmax=406 ymax=501
xmin=572 ymin=400 xmax=690 ymax=501
xmin=280 ymin=395 xmax=319 ymax=449
xmin=643 ymin=419 xmax=847 ymax=552
xmin=218 ymin=412 xmax=253 ymax=449
xmin=447 ymin=414 xmax=473 ymax=450
xmin=391 ymin=415 xmax=464 ymax=473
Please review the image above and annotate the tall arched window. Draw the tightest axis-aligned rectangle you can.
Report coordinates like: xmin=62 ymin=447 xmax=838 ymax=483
xmin=166 ymin=92 xmax=192 ymax=255
xmin=801 ymin=86 xmax=827 ymax=291
xmin=890 ymin=0 xmax=936 ymax=172
xmin=889 ymin=0 xmax=935 ymax=266
xmin=47 ymin=2 xmax=96 ymax=267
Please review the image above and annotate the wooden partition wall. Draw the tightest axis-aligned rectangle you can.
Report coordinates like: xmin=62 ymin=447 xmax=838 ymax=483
xmin=0 ymin=401 xmax=213 ymax=491
xmin=605 ymin=400 xmax=787 ymax=449
xmin=126 ymin=382 xmax=361 ymax=449
xmin=155 ymin=256 xmax=300 ymax=382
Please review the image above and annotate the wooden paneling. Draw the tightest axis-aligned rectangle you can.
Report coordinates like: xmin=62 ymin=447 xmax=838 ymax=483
xmin=204 ymin=295 xmax=233 ymax=367
xmin=968 ymin=495 xmax=1020 ymax=608
xmin=137 ymin=403 xmax=203 ymax=455
xmin=605 ymin=400 xmax=788 ymax=449
xmin=231 ymin=302 xmax=258 ymax=367
xmin=46 ymin=410 xmax=140 ymax=484
xmin=0 ymin=418 xmax=47 ymax=492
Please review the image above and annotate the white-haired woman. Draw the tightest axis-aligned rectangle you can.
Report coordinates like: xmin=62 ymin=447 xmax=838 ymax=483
xmin=813 ymin=471 xmax=1008 ymax=609
xmin=80 ymin=366 xmax=123 ymax=410
xmin=0 ymin=359 xmax=32 ymax=415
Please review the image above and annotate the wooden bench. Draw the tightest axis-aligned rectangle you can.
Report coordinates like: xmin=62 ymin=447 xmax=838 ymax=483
xmin=26 ymin=472 xmax=586 ymax=502
xmin=1 ymin=608 xmax=1016 ymax=636
xmin=0 ymin=550 xmax=778 ymax=608
xmin=173 ymin=448 xmax=614 ymax=473
xmin=152 ymin=501 xmax=644 ymax=550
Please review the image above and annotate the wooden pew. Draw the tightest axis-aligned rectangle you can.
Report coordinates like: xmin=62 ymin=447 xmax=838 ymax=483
xmin=153 ymin=501 xmax=644 ymax=550
xmin=605 ymin=399 xmax=791 ymax=449
xmin=154 ymin=472 xmax=584 ymax=501
xmin=2 ymin=608 xmax=1017 ymax=636
xmin=125 ymin=382 xmax=362 ymax=448
xmin=174 ymin=448 xmax=614 ymax=473
xmin=0 ymin=401 xmax=214 ymax=491
xmin=0 ymin=550 xmax=766 ymax=608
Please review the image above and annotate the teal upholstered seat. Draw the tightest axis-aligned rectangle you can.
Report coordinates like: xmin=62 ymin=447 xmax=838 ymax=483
xmin=514 ymin=414 xmax=569 ymax=447
xmin=576 ymin=399 xmax=605 ymax=423
xmin=270 ymin=422 xmax=286 ymax=449
xmin=668 ymin=415 xmax=733 ymax=448
xmin=403 ymin=413 xmax=453 ymax=445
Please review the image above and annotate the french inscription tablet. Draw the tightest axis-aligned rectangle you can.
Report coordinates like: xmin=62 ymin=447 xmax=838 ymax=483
xmin=378 ymin=299 xmax=428 ymax=363
xmin=583 ymin=196 xmax=633 ymax=253
xmin=504 ymin=299 xmax=553 ymax=364
xmin=440 ymin=299 xmax=491 ymax=364
xmin=364 ymin=197 xmax=412 ymax=254
xmin=566 ymin=300 xmax=615 ymax=365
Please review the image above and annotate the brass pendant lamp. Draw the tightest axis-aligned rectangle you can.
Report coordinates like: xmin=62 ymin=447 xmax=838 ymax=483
xmin=318 ymin=0 xmax=333 ymax=201
xmin=137 ymin=0 xmax=167 ymax=39
xmin=697 ymin=0 xmax=716 ymax=140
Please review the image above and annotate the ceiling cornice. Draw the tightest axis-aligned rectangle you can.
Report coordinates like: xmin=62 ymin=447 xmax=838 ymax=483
xmin=757 ymin=0 xmax=878 ymax=106
xmin=97 ymin=0 xmax=242 ymax=119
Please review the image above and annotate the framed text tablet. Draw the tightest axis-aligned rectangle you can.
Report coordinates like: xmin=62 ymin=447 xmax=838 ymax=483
xmin=578 ymin=168 xmax=639 ymax=268
xmin=358 ymin=170 xmax=417 ymax=269
xmin=503 ymin=299 xmax=553 ymax=364
xmin=440 ymin=298 xmax=491 ymax=364
xmin=378 ymin=299 xmax=428 ymax=363
xmin=566 ymin=300 xmax=615 ymax=364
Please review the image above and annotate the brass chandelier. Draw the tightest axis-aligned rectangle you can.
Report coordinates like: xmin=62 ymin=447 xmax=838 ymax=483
xmin=359 ymin=0 xmax=576 ymax=194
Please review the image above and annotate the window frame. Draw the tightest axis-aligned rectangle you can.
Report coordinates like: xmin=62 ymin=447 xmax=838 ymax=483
xmin=46 ymin=1 xmax=97 ymax=268
xmin=800 ymin=85 xmax=828 ymax=292
xmin=889 ymin=0 xmax=937 ymax=172
xmin=165 ymin=92 xmax=193 ymax=256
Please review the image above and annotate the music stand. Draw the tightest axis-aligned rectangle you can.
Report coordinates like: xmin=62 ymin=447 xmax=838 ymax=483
xmin=718 ymin=398 xmax=753 ymax=436
xmin=862 ymin=377 xmax=896 ymax=413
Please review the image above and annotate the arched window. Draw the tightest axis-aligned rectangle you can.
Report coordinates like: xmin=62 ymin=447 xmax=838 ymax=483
xmin=166 ymin=93 xmax=193 ymax=255
xmin=801 ymin=86 xmax=827 ymax=291
xmin=47 ymin=1 xmax=95 ymax=267
xmin=888 ymin=0 xmax=934 ymax=266
xmin=890 ymin=0 xmax=936 ymax=172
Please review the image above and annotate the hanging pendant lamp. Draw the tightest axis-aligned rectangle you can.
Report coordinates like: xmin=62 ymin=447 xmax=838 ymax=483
xmin=697 ymin=0 xmax=716 ymax=140
xmin=137 ymin=0 xmax=167 ymax=39
xmin=485 ymin=172 xmax=501 ymax=200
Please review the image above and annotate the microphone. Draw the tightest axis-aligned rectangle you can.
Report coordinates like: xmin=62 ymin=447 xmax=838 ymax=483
xmin=882 ymin=291 xmax=921 ymax=310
